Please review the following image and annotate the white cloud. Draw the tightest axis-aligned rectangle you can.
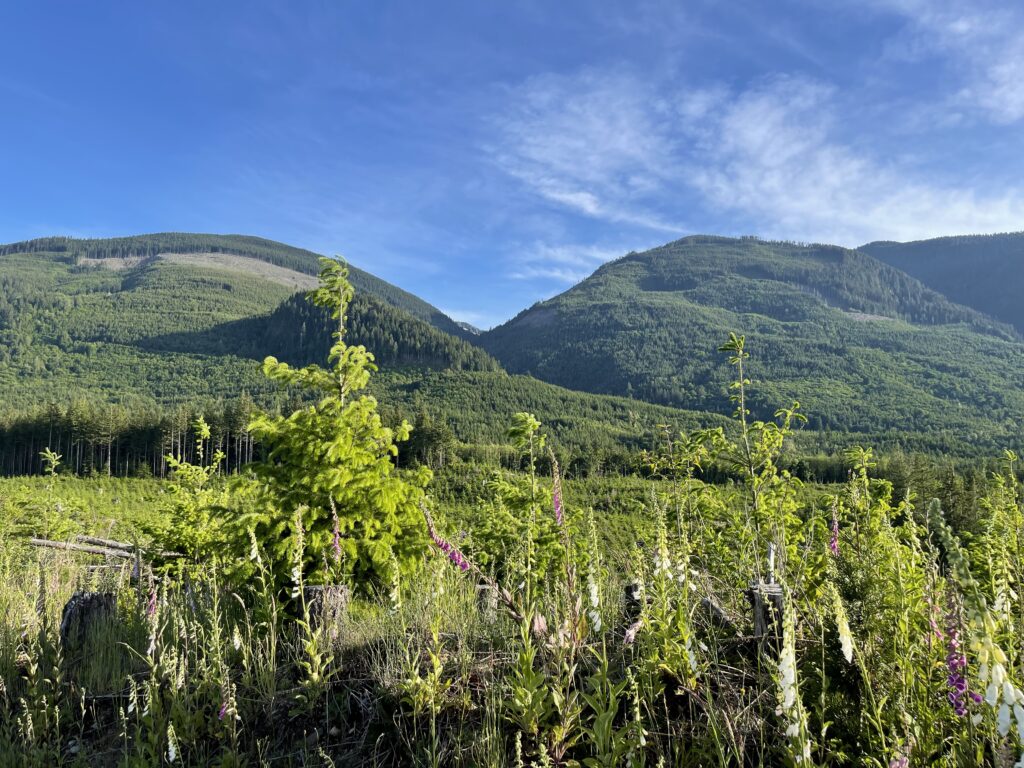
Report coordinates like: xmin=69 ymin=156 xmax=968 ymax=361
xmin=489 ymin=70 xmax=687 ymax=233
xmin=490 ymin=67 xmax=1024 ymax=250
xmin=681 ymin=74 xmax=1024 ymax=244
xmin=872 ymin=0 xmax=1024 ymax=124
xmin=509 ymin=242 xmax=630 ymax=284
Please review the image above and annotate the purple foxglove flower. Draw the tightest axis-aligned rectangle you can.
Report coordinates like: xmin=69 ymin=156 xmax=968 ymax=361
xmin=146 ymin=589 xmax=157 ymax=617
xmin=829 ymin=509 xmax=840 ymax=556
xmin=552 ymin=462 xmax=564 ymax=527
xmin=331 ymin=516 xmax=342 ymax=562
xmin=218 ymin=700 xmax=228 ymax=721
xmin=944 ymin=604 xmax=973 ymax=717
xmin=430 ymin=528 xmax=470 ymax=572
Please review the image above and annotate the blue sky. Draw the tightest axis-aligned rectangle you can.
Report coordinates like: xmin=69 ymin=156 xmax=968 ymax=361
xmin=2 ymin=1 xmax=1023 ymax=328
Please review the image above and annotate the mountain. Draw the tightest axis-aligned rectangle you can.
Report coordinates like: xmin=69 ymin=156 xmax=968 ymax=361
xmin=0 ymin=233 xmax=471 ymax=338
xmin=0 ymin=232 xmax=722 ymax=461
xmin=481 ymin=235 xmax=1024 ymax=450
xmin=0 ymin=234 xmax=493 ymax=408
xmin=860 ymin=232 xmax=1024 ymax=334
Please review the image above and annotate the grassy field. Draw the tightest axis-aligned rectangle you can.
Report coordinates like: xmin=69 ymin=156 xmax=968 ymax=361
xmin=3 ymin=409 xmax=1024 ymax=766
xmin=3 ymin=268 xmax=1024 ymax=767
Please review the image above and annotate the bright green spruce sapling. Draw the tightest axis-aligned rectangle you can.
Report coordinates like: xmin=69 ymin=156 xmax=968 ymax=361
xmin=239 ymin=257 xmax=430 ymax=594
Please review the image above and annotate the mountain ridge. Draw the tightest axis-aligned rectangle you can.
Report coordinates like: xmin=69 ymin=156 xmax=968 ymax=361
xmin=860 ymin=231 xmax=1024 ymax=335
xmin=479 ymin=235 xmax=1024 ymax=447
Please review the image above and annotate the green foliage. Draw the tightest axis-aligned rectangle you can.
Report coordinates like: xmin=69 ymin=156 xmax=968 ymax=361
xmin=6 ymin=333 xmax=1024 ymax=765
xmin=481 ymin=235 xmax=1024 ymax=452
xmin=862 ymin=231 xmax=1024 ymax=335
xmin=154 ymin=415 xmax=230 ymax=562
xmin=238 ymin=258 xmax=431 ymax=594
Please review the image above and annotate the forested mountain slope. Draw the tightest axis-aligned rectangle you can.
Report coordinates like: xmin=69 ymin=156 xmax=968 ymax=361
xmin=0 ymin=234 xmax=728 ymax=464
xmin=480 ymin=235 xmax=1024 ymax=444
xmin=860 ymin=232 xmax=1024 ymax=334
xmin=0 ymin=239 xmax=493 ymax=408
xmin=0 ymin=233 xmax=472 ymax=337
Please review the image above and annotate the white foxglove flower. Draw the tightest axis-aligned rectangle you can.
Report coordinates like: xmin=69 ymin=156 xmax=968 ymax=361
xmin=998 ymin=703 xmax=1012 ymax=736
xmin=167 ymin=723 xmax=179 ymax=763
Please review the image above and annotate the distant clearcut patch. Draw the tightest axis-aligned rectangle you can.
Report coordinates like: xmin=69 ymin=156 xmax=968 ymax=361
xmin=159 ymin=252 xmax=319 ymax=290
xmin=842 ymin=310 xmax=891 ymax=322
xmin=78 ymin=256 xmax=147 ymax=270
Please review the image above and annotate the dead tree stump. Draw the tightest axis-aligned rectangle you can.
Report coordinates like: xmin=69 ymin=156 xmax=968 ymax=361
xmin=476 ymin=581 xmax=499 ymax=622
xmin=745 ymin=581 xmax=784 ymax=653
xmin=60 ymin=591 xmax=117 ymax=650
xmin=302 ymin=585 xmax=350 ymax=633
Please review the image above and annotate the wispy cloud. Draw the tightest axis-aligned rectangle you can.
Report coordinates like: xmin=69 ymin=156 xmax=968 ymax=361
xmin=681 ymin=74 xmax=1024 ymax=244
xmin=510 ymin=242 xmax=628 ymax=281
xmin=489 ymin=67 xmax=1024 ymax=252
xmin=488 ymin=70 xmax=687 ymax=233
xmin=872 ymin=0 xmax=1024 ymax=124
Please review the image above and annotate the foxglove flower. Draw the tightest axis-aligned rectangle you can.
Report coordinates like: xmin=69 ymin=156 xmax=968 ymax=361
xmin=551 ymin=458 xmax=564 ymax=526
xmin=776 ymin=598 xmax=813 ymax=764
xmin=429 ymin=527 xmax=469 ymax=572
xmin=167 ymin=723 xmax=179 ymax=763
xmin=829 ymin=584 xmax=854 ymax=664
xmin=945 ymin=605 xmax=972 ymax=717
xmin=829 ymin=505 xmax=840 ymax=556
xmin=330 ymin=498 xmax=342 ymax=562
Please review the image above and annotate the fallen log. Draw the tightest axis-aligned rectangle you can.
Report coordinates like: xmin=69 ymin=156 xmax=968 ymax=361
xmin=27 ymin=537 xmax=184 ymax=560
xmin=30 ymin=538 xmax=136 ymax=559
xmin=74 ymin=534 xmax=134 ymax=551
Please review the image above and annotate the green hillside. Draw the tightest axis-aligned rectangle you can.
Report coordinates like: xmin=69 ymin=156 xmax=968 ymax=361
xmin=0 ymin=233 xmax=472 ymax=337
xmin=860 ymin=231 xmax=1024 ymax=334
xmin=0 ymin=235 xmax=729 ymax=466
xmin=0 ymin=239 xmax=492 ymax=408
xmin=480 ymin=235 xmax=1024 ymax=449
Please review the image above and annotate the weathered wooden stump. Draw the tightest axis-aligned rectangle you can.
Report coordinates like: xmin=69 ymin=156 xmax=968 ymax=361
xmin=744 ymin=581 xmax=784 ymax=652
xmin=302 ymin=585 xmax=350 ymax=634
xmin=476 ymin=581 xmax=499 ymax=622
xmin=60 ymin=591 xmax=117 ymax=650
xmin=699 ymin=597 xmax=737 ymax=635
xmin=624 ymin=582 xmax=645 ymax=621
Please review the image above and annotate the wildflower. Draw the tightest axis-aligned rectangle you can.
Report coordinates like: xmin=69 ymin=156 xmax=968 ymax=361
xmin=290 ymin=508 xmax=306 ymax=598
xmin=429 ymin=527 xmax=469 ymax=572
xmin=551 ymin=458 xmax=564 ymax=527
xmin=247 ymin=529 xmax=261 ymax=564
xmin=829 ymin=504 xmax=840 ymax=556
xmin=623 ymin=619 xmax=643 ymax=646
xmin=829 ymin=584 xmax=854 ymax=664
xmin=389 ymin=554 xmax=402 ymax=612
xmin=167 ymin=722 xmax=179 ymax=763
xmin=218 ymin=700 xmax=228 ymax=721
xmin=586 ymin=508 xmax=603 ymax=633
xmin=945 ymin=604 xmax=971 ymax=717
xmin=587 ymin=573 xmax=602 ymax=633
xmin=146 ymin=589 xmax=157 ymax=618
xmin=652 ymin=509 xmax=673 ymax=580
xmin=776 ymin=597 xmax=812 ymax=764
xmin=231 ymin=625 xmax=242 ymax=652
xmin=330 ymin=498 xmax=342 ymax=562
xmin=889 ymin=757 xmax=908 ymax=768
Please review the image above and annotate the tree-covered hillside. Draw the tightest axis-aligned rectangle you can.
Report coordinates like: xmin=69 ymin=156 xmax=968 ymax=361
xmin=0 ymin=243 xmax=493 ymax=409
xmin=860 ymin=231 xmax=1024 ymax=334
xmin=0 ymin=233 xmax=472 ymax=337
xmin=0 ymin=238 xmax=730 ymax=467
xmin=480 ymin=235 xmax=1024 ymax=446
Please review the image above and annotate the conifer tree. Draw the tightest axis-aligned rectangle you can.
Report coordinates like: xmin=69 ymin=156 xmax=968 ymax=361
xmin=241 ymin=257 xmax=430 ymax=593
